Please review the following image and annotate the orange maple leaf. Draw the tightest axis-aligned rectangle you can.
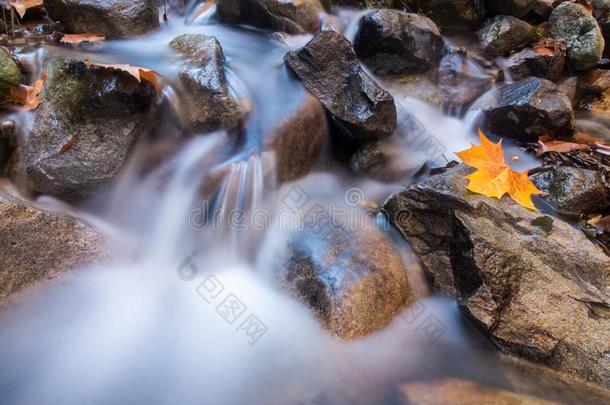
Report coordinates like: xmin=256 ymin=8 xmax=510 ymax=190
xmin=9 ymin=0 xmax=43 ymax=18
xmin=9 ymin=70 xmax=46 ymax=110
xmin=60 ymin=34 xmax=106 ymax=45
xmin=456 ymin=130 xmax=542 ymax=210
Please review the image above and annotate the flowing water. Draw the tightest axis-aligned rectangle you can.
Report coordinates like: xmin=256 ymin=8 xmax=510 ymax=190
xmin=0 ymin=3 xmax=600 ymax=404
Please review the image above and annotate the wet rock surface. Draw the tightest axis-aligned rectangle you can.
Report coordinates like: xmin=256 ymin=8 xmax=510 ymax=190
xmin=354 ymin=10 xmax=444 ymax=75
xmin=267 ymin=92 xmax=326 ymax=182
xmin=43 ymin=0 xmax=160 ymax=39
xmin=285 ymin=31 xmax=397 ymax=143
xmin=533 ymin=166 xmax=610 ymax=216
xmin=8 ymin=57 xmax=158 ymax=201
xmin=278 ymin=217 xmax=412 ymax=339
xmin=384 ymin=165 xmax=610 ymax=387
xmin=478 ymin=15 xmax=536 ymax=56
xmin=479 ymin=77 xmax=575 ymax=142
xmin=403 ymin=0 xmax=488 ymax=30
xmin=0 ymin=189 xmax=108 ymax=306
xmin=549 ymin=2 xmax=605 ymax=71
xmin=506 ymin=46 xmax=565 ymax=81
xmin=216 ymin=0 xmax=324 ymax=35
xmin=170 ymin=34 xmax=245 ymax=131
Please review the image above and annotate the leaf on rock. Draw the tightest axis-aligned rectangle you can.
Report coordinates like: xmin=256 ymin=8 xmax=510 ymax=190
xmin=9 ymin=0 xmax=43 ymax=18
xmin=9 ymin=70 xmax=46 ymax=110
xmin=84 ymin=60 xmax=161 ymax=91
xmin=60 ymin=34 xmax=106 ymax=45
xmin=537 ymin=139 xmax=590 ymax=156
xmin=456 ymin=130 xmax=542 ymax=210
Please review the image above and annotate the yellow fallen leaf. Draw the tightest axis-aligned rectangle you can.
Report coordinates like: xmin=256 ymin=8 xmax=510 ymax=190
xmin=588 ymin=215 xmax=602 ymax=226
xmin=60 ymin=34 xmax=106 ymax=45
xmin=9 ymin=70 xmax=46 ymax=110
xmin=84 ymin=60 xmax=161 ymax=91
xmin=9 ymin=0 xmax=43 ymax=18
xmin=456 ymin=129 xmax=542 ymax=210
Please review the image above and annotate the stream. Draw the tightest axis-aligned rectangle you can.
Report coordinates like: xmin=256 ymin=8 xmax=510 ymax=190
xmin=0 ymin=2 xmax=602 ymax=404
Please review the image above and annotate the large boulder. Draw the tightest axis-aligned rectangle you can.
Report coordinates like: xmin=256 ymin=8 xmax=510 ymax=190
xmin=216 ymin=0 xmax=324 ymax=35
xmin=278 ymin=216 xmax=412 ymax=339
xmin=533 ymin=166 xmax=610 ymax=217
xmin=169 ymin=34 xmax=246 ymax=131
xmin=0 ymin=189 xmax=107 ymax=306
xmin=285 ymin=31 xmax=397 ymax=143
xmin=549 ymin=2 xmax=605 ymax=71
xmin=383 ymin=165 xmax=610 ymax=387
xmin=43 ymin=0 xmax=160 ymax=39
xmin=478 ymin=77 xmax=575 ymax=142
xmin=403 ymin=0 xmax=488 ymax=30
xmin=8 ymin=57 xmax=158 ymax=201
xmin=0 ymin=48 xmax=22 ymax=105
xmin=478 ymin=15 xmax=536 ymax=57
xmin=485 ymin=0 xmax=536 ymax=18
xmin=354 ymin=10 xmax=444 ymax=75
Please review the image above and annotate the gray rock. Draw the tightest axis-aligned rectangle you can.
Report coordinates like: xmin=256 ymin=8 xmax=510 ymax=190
xmin=403 ymin=0 xmax=488 ymax=30
xmin=383 ymin=165 xmax=610 ymax=387
xmin=506 ymin=46 xmax=566 ymax=81
xmin=8 ymin=57 xmax=158 ymax=201
xmin=533 ymin=166 xmax=610 ymax=216
xmin=216 ymin=0 xmax=324 ymax=34
xmin=0 ymin=189 xmax=108 ymax=306
xmin=354 ymin=10 xmax=444 ymax=75
xmin=478 ymin=15 xmax=536 ymax=57
xmin=549 ymin=2 xmax=605 ymax=71
xmin=486 ymin=0 xmax=536 ymax=18
xmin=43 ymin=0 xmax=160 ymax=39
xmin=278 ymin=215 xmax=412 ymax=339
xmin=0 ymin=48 xmax=22 ymax=105
xmin=285 ymin=31 xmax=397 ymax=143
xmin=169 ymin=34 xmax=246 ymax=131
xmin=479 ymin=77 xmax=575 ymax=142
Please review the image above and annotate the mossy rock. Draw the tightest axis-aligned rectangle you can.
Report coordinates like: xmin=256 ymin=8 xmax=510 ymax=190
xmin=0 ymin=48 xmax=22 ymax=105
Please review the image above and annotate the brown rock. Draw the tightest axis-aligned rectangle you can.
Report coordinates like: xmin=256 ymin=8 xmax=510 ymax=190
xmin=279 ymin=214 xmax=412 ymax=339
xmin=383 ymin=165 xmax=610 ymax=386
xmin=267 ymin=92 xmax=326 ymax=183
xmin=0 ymin=189 xmax=108 ymax=306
